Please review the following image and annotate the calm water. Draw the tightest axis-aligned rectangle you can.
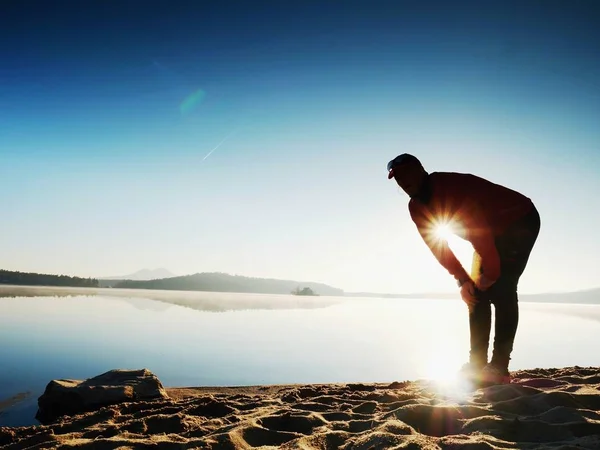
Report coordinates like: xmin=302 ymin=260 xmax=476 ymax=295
xmin=1 ymin=285 xmax=599 ymax=427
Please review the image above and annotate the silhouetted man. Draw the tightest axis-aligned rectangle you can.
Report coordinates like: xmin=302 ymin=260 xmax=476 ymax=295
xmin=387 ymin=153 xmax=540 ymax=385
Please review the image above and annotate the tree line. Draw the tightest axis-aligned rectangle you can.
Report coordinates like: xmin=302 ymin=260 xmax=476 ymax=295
xmin=0 ymin=269 xmax=99 ymax=287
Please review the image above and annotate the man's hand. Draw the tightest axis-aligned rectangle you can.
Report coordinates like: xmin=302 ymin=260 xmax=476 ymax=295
xmin=476 ymin=274 xmax=497 ymax=291
xmin=460 ymin=280 xmax=478 ymax=311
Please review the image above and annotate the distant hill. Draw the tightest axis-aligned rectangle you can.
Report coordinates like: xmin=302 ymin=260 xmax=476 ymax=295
xmin=521 ymin=287 xmax=600 ymax=304
xmin=112 ymin=272 xmax=344 ymax=296
xmin=346 ymin=288 xmax=600 ymax=304
xmin=98 ymin=268 xmax=176 ymax=287
xmin=100 ymin=268 xmax=176 ymax=281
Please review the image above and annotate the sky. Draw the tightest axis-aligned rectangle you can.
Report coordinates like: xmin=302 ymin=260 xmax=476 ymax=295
xmin=0 ymin=0 xmax=598 ymax=295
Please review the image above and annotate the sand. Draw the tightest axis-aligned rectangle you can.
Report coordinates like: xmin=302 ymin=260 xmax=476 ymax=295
xmin=1 ymin=366 xmax=600 ymax=449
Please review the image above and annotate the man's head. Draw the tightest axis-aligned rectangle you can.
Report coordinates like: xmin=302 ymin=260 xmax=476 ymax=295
xmin=387 ymin=153 xmax=429 ymax=198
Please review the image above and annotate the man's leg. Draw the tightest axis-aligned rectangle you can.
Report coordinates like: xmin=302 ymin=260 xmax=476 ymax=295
xmin=489 ymin=206 xmax=541 ymax=374
xmin=468 ymin=251 xmax=491 ymax=368
xmin=469 ymin=296 xmax=492 ymax=367
xmin=489 ymin=278 xmax=519 ymax=373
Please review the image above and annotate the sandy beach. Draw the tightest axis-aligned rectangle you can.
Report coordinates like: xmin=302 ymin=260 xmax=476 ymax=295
xmin=1 ymin=366 xmax=599 ymax=449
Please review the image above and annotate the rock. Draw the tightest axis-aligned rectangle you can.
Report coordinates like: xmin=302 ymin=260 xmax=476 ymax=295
xmin=36 ymin=368 xmax=169 ymax=424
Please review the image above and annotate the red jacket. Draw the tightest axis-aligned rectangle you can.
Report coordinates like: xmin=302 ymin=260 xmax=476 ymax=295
xmin=408 ymin=172 xmax=533 ymax=284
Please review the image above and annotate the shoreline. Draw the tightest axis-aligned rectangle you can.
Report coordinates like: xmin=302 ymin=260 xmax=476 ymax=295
xmin=1 ymin=283 xmax=599 ymax=306
xmin=2 ymin=366 xmax=600 ymax=449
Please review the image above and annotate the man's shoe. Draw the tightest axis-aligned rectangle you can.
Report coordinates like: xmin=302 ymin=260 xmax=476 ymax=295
xmin=481 ymin=364 xmax=511 ymax=385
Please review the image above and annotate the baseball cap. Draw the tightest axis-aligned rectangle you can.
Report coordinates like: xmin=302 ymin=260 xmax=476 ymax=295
xmin=387 ymin=153 xmax=422 ymax=179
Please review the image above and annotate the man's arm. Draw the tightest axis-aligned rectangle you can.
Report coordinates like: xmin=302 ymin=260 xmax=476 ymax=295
xmin=463 ymin=202 xmax=501 ymax=288
xmin=409 ymin=203 xmax=471 ymax=285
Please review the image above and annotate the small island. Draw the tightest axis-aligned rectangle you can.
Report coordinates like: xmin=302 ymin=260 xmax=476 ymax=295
xmin=291 ymin=286 xmax=319 ymax=296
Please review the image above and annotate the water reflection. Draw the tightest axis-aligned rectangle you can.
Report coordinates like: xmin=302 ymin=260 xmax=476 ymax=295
xmin=0 ymin=286 xmax=599 ymax=428
xmin=0 ymin=285 xmax=342 ymax=312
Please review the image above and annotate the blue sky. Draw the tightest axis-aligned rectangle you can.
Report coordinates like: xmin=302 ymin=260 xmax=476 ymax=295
xmin=1 ymin=0 xmax=598 ymax=294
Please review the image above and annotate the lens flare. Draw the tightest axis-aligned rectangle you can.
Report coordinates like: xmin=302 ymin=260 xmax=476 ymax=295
xmin=180 ymin=89 xmax=206 ymax=116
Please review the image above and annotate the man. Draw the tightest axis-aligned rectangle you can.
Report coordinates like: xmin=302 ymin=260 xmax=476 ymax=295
xmin=387 ymin=153 xmax=541 ymax=385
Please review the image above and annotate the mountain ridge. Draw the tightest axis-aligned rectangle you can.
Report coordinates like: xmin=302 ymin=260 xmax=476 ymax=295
xmin=111 ymin=271 xmax=345 ymax=296
xmin=99 ymin=268 xmax=176 ymax=281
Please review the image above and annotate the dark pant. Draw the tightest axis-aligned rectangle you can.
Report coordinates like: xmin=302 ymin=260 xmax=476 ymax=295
xmin=469 ymin=205 xmax=541 ymax=373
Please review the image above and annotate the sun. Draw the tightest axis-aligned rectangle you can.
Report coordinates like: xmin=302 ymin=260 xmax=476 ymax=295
xmin=429 ymin=220 xmax=476 ymax=281
xmin=434 ymin=223 xmax=454 ymax=241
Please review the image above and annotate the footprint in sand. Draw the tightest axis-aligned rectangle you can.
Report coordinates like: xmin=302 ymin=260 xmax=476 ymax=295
xmin=259 ymin=413 xmax=326 ymax=435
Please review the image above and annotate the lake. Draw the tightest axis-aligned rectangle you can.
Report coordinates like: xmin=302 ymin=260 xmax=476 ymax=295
xmin=1 ymin=285 xmax=599 ymax=427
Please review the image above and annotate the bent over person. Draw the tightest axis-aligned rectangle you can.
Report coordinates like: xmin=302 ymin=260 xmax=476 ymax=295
xmin=387 ymin=153 xmax=540 ymax=385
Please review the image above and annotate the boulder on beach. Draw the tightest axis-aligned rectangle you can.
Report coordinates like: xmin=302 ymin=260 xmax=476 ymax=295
xmin=35 ymin=368 xmax=168 ymax=424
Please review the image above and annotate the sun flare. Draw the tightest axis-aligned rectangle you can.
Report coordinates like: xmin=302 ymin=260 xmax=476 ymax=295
xmin=422 ymin=354 xmax=475 ymax=400
xmin=424 ymin=358 xmax=461 ymax=383
xmin=434 ymin=223 xmax=454 ymax=241
xmin=430 ymin=221 xmax=476 ymax=278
